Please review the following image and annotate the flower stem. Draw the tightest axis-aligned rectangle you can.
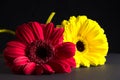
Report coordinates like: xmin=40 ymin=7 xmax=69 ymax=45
xmin=0 ymin=29 xmax=15 ymax=35
xmin=46 ymin=12 xmax=55 ymax=24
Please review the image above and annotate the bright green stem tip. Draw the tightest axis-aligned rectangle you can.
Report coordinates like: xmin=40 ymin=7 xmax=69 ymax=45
xmin=0 ymin=29 xmax=15 ymax=35
xmin=46 ymin=12 xmax=56 ymax=24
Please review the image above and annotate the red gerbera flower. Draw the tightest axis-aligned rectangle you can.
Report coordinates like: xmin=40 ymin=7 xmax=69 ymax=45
xmin=3 ymin=22 xmax=76 ymax=75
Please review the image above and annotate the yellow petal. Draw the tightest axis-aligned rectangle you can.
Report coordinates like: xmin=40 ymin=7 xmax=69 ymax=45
xmin=60 ymin=15 xmax=109 ymax=68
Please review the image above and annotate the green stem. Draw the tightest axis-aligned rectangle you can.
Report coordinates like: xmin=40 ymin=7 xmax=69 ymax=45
xmin=46 ymin=12 xmax=55 ymax=24
xmin=0 ymin=29 xmax=15 ymax=35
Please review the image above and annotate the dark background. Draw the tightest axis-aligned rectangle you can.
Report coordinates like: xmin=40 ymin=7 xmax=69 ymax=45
xmin=0 ymin=0 xmax=119 ymax=53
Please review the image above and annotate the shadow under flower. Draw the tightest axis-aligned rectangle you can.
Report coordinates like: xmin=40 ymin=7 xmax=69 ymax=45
xmin=0 ymin=55 xmax=12 ymax=74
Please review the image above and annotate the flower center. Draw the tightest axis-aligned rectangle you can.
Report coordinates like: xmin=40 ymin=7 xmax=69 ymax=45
xmin=26 ymin=40 xmax=54 ymax=65
xmin=76 ymin=41 xmax=85 ymax=52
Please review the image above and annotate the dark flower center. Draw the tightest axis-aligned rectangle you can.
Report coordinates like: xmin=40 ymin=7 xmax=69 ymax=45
xmin=26 ymin=40 xmax=54 ymax=65
xmin=76 ymin=41 xmax=85 ymax=52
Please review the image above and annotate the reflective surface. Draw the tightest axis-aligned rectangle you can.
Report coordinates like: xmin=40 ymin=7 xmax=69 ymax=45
xmin=0 ymin=53 xmax=120 ymax=80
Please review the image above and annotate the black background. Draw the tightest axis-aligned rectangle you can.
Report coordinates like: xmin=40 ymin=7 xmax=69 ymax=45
xmin=0 ymin=0 xmax=119 ymax=53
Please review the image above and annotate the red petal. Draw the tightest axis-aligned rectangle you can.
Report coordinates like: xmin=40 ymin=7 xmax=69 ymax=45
xmin=48 ymin=60 xmax=71 ymax=73
xmin=3 ymin=41 xmax=26 ymax=62
xmin=11 ymin=57 xmax=30 ymax=74
xmin=30 ymin=22 xmax=44 ymax=40
xmin=65 ymin=58 xmax=76 ymax=68
xmin=42 ymin=64 xmax=54 ymax=74
xmin=4 ymin=47 xmax=25 ymax=58
xmin=50 ymin=27 xmax=64 ymax=46
xmin=6 ymin=41 xmax=26 ymax=48
xmin=16 ymin=23 xmax=35 ymax=44
xmin=23 ymin=62 xmax=36 ymax=75
xmin=43 ymin=23 xmax=54 ymax=41
xmin=55 ymin=42 xmax=75 ymax=59
xmin=13 ymin=56 xmax=29 ymax=66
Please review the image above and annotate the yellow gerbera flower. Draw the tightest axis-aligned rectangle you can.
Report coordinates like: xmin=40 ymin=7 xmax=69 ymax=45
xmin=60 ymin=15 xmax=109 ymax=68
